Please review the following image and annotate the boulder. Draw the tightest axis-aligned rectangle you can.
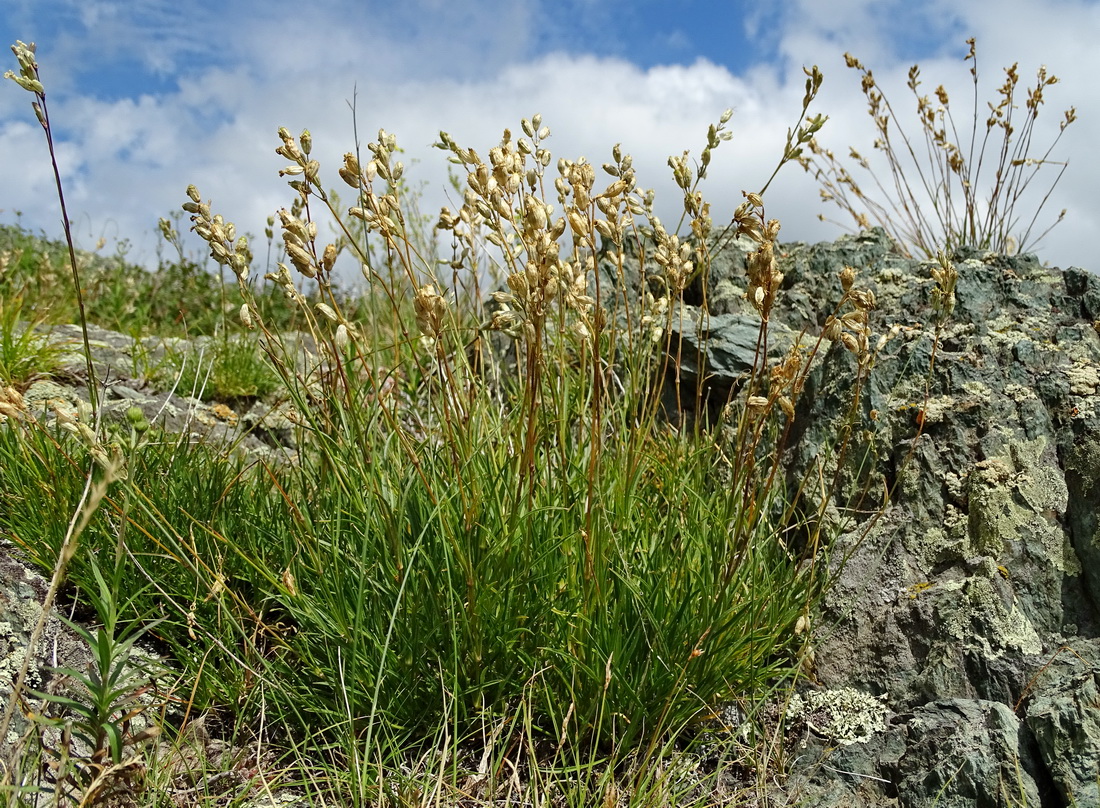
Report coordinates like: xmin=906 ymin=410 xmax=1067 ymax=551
xmin=3 ymin=322 xmax=299 ymax=463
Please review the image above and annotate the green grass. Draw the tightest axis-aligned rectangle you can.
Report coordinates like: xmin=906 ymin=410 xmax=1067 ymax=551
xmin=0 ymin=41 xmax=921 ymax=807
xmin=0 ymin=292 xmax=67 ymax=390
xmin=155 ymin=331 xmax=281 ymax=403
xmin=0 ymin=222 xmax=306 ymax=340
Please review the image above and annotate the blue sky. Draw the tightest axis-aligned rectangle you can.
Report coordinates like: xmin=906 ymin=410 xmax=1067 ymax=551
xmin=2 ymin=0 xmax=1097 ymax=273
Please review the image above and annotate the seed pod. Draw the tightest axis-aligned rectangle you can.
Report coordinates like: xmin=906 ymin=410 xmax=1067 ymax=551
xmin=322 ymin=243 xmax=338 ymax=273
xmin=525 ymin=196 xmax=548 ymax=230
xmin=567 ymin=208 xmax=588 ymax=237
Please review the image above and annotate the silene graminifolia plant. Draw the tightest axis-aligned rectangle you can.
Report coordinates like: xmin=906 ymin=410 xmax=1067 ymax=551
xmin=801 ymin=37 xmax=1076 ymax=259
xmin=175 ymin=53 xmax=905 ymax=788
xmin=3 ymin=41 xmax=166 ymax=806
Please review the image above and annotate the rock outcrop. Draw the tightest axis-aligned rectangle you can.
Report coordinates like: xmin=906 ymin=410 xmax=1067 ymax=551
xmin=4 ymin=323 xmax=299 ymax=461
xmin=689 ymin=229 xmax=1100 ymax=807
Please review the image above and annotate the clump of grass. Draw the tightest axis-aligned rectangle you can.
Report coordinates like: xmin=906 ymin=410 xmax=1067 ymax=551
xmin=157 ymin=331 xmax=281 ymax=403
xmin=801 ymin=37 xmax=1076 ymax=258
xmin=2 ymin=38 xmax=908 ymax=807
xmin=0 ymin=292 xmax=67 ymax=390
xmin=170 ymin=67 xmax=880 ymax=793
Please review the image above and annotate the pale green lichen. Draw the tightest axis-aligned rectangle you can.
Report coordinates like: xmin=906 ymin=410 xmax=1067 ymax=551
xmin=917 ymin=394 xmax=956 ymax=425
xmin=1068 ymin=437 xmax=1100 ymax=496
xmin=960 ymin=379 xmax=994 ymax=403
xmin=21 ymin=380 xmax=79 ymax=419
xmin=936 ymin=576 xmax=1043 ymax=657
xmin=967 ymin=436 xmax=1079 ymax=574
xmin=1066 ymin=437 xmax=1100 ymax=551
xmin=787 ymin=687 xmax=889 ymax=746
xmin=1004 ymin=383 xmax=1040 ymax=403
xmin=905 ymin=504 xmax=969 ymax=567
xmin=907 ymin=382 xmax=992 ymax=429
xmin=1066 ymin=361 xmax=1099 ymax=396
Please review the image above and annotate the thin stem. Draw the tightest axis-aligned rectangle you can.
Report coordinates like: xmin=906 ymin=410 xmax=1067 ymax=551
xmin=36 ymin=91 xmax=99 ymax=414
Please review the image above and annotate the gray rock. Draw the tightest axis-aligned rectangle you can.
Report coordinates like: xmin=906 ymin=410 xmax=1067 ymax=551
xmin=893 ymin=699 xmax=1042 ymax=808
xmin=667 ymin=309 xmax=795 ymax=391
xmin=690 ymin=228 xmax=1099 ymax=805
xmin=0 ymin=544 xmax=87 ymax=751
xmin=779 ymin=696 xmax=1047 ymax=807
xmin=1026 ymin=659 xmax=1100 ymax=805
xmin=6 ymin=322 xmax=299 ymax=462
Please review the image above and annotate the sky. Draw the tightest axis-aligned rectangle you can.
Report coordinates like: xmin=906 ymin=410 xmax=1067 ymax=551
xmin=1 ymin=0 xmax=1097 ymax=280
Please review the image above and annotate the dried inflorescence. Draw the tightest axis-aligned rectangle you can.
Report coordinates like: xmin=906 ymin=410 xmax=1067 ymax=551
xmin=177 ymin=99 xmax=847 ymax=449
xmin=435 ymin=118 xmax=613 ymax=350
xmin=802 ymin=39 xmax=1075 ymax=259
xmin=822 ymin=265 xmax=877 ymax=371
xmin=183 ymin=185 xmax=252 ymax=285
xmin=4 ymin=40 xmax=43 ymax=96
xmin=930 ymin=252 xmax=958 ymax=323
xmin=0 ymin=385 xmax=24 ymax=422
xmin=414 ymin=284 xmax=447 ymax=341
xmin=735 ymin=192 xmax=785 ymax=322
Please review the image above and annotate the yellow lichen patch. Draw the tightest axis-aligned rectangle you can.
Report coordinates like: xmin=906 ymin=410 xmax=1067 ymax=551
xmin=211 ymin=403 xmax=238 ymax=425
xmin=907 ymin=581 xmax=935 ymax=600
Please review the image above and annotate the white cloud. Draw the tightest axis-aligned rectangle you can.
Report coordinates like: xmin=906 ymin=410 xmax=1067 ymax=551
xmin=2 ymin=0 xmax=1096 ymax=274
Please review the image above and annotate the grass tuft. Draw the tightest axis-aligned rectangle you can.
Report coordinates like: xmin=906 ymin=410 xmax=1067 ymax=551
xmin=801 ymin=37 xmax=1075 ymax=258
xmin=0 ymin=39 xmax=946 ymax=808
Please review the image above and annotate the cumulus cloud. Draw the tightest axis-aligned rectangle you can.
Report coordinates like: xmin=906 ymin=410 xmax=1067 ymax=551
xmin=1 ymin=0 xmax=1095 ymax=273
